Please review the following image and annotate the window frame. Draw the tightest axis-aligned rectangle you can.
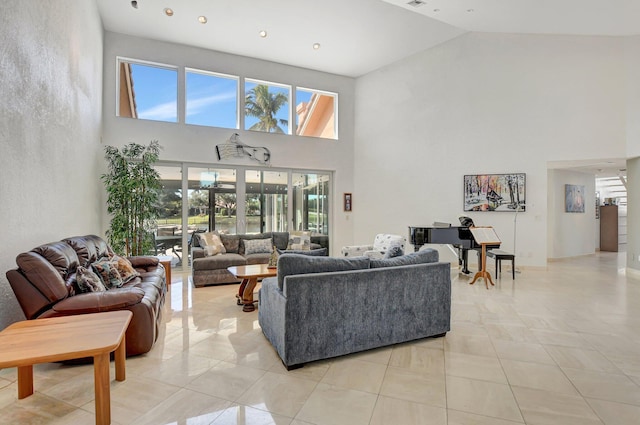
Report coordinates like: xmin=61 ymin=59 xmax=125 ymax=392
xmin=115 ymin=56 xmax=179 ymax=123
xmin=185 ymin=67 xmax=240 ymax=130
xmin=295 ymin=86 xmax=339 ymax=140
xmin=244 ymin=78 xmax=293 ymax=135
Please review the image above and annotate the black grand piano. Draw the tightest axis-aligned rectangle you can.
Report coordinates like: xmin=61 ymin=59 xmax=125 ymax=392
xmin=409 ymin=217 xmax=500 ymax=274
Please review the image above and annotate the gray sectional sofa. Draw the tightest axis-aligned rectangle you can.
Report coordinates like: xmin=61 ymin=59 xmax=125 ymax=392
xmin=258 ymin=248 xmax=451 ymax=369
xmin=191 ymin=231 xmax=329 ymax=287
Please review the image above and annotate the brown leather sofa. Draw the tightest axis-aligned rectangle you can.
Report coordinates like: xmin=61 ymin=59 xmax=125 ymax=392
xmin=5 ymin=235 xmax=166 ymax=356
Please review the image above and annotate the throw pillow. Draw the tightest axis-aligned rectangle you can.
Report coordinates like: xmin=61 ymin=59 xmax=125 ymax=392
xmin=287 ymin=231 xmax=311 ymax=250
xmin=243 ymin=238 xmax=273 ymax=255
xmin=384 ymin=244 xmax=404 ymax=259
xmin=76 ymin=266 xmax=106 ymax=293
xmin=91 ymin=257 xmax=124 ymax=289
xmin=200 ymin=232 xmax=226 ymax=256
xmin=111 ymin=255 xmax=140 ymax=283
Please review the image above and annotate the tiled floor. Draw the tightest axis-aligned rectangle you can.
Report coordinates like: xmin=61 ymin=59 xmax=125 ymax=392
xmin=1 ymin=252 xmax=640 ymax=424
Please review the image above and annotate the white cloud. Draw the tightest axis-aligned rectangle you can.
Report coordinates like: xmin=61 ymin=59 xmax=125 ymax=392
xmin=186 ymin=92 xmax=236 ymax=117
xmin=138 ymin=101 xmax=177 ymax=121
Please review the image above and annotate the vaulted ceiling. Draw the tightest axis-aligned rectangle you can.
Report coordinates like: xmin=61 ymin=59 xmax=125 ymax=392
xmin=97 ymin=0 xmax=640 ymax=78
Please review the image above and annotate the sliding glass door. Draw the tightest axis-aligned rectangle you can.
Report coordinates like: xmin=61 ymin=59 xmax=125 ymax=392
xmin=246 ymin=170 xmax=288 ymax=234
xmin=293 ymin=172 xmax=330 ymax=235
xmin=187 ymin=167 xmax=237 ymax=234
xmin=155 ymin=163 xmax=331 ymax=269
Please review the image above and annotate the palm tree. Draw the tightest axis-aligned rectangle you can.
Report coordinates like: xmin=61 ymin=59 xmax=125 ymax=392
xmin=245 ymin=84 xmax=289 ymax=133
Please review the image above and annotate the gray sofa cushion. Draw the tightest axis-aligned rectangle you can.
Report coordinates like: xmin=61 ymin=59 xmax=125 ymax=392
xmin=220 ymin=234 xmax=241 ymax=253
xmin=272 ymin=232 xmax=289 ymax=250
xmin=277 ymin=254 xmax=370 ymax=290
xmin=277 ymin=248 xmax=327 ymax=256
xmin=192 ymin=253 xmax=247 ymax=271
xmin=370 ymin=247 xmax=439 ymax=268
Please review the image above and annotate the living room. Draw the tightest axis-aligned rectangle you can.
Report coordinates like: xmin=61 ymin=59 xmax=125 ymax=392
xmin=2 ymin=1 xmax=640 ymax=424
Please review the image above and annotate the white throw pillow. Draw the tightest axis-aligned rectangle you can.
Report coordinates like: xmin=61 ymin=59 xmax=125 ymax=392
xmin=243 ymin=238 xmax=273 ymax=255
xmin=287 ymin=231 xmax=311 ymax=250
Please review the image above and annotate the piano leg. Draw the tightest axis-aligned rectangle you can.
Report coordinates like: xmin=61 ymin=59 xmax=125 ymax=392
xmin=461 ymin=249 xmax=471 ymax=274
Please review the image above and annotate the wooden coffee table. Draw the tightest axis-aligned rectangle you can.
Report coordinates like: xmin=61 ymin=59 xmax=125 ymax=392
xmin=0 ymin=310 xmax=132 ymax=425
xmin=228 ymin=264 xmax=277 ymax=312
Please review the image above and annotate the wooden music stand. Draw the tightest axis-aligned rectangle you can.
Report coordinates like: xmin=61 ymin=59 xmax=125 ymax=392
xmin=469 ymin=226 xmax=501 ymax=289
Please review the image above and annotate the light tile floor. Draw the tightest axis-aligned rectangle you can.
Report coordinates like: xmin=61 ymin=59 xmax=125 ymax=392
xmin=1 ymin=252 xmax=640 ymax=424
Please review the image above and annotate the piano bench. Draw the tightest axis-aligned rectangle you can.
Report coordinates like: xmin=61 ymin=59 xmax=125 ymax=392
xmin=487 ymin=250 xmax=515 ymax=280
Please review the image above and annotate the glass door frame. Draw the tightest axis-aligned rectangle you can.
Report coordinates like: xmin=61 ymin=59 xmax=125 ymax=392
xmin=155 ymin=161 xmax=333 ymax=263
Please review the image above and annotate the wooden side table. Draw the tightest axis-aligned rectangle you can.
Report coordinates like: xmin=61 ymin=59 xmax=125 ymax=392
xmin=0 ymin=311 xmax=132 ymax=425
xmin=156 ymin=255 xmax=172 ymax=285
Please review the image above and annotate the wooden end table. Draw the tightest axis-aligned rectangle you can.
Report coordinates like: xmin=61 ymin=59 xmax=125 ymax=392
xmin=228 ymin=264 xmax=277 ymax=312
xmin=156 ymin=255 xmax=172 ymax=285
xmin=0 ymin=311 xmax=133 ymax=425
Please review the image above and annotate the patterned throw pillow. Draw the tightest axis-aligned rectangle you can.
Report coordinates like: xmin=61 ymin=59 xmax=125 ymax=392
xmin=91 ymin=257 xmax=124 ymax=289
xmin=243 ymin=238 xmax=273 ymax=255
xmin=287 ymin=231 xmax=311 ymax=250
xmin=76 ymin=266 xmax=106 ymax=293
xmin=200 ymin=232 xmax=226 ymax=256
xmin=111 ymin=255 xmax=140 ymax=283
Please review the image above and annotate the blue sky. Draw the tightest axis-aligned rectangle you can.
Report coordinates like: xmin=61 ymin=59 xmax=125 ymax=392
xmin=129 ymin=63 xmax=314 ymax=134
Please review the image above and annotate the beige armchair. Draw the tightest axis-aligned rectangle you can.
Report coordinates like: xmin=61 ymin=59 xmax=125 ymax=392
xmin=341 ymin=233 xmax=406 ymax=259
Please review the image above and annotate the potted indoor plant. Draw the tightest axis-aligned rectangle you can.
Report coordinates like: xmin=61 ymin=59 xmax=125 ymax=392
xmin=102 ymin=140 xmax=162 ymax=256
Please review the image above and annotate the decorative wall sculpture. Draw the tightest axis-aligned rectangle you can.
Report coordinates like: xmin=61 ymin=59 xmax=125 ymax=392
xmin=215 ymin=133 xmax=271 ymax=165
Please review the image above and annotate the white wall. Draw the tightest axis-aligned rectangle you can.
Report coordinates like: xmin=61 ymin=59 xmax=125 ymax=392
xmin=547 ymin=169 xmax=596 ymax=259
xmin=627 ymin=157 xmax=640 ymax=273
xmin=0 ymin=0 xmax=104 ymax=328
xmin=625 ymin=36 xmax=640 ymax=159
xmin=354 ymin=32 xmax=627 ymax=267
xmin=101 ymin=32 xmax=356 ymax=254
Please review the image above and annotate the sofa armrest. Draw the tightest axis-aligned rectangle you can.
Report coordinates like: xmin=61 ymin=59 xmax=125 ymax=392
xmin=49 ymin=287 xmax=145 ymax=315
xmin=127 ymin=255 xmax=159 ymax=268
xmin=340 ymin=244 xmax=373 ymax=257
xmin=258 ymin=277 xmax=287 ymax=360
xmin=363 ymin=250 xmax=385 ymax=259
xmin=191 ymin=246 xmax=206 ymax=260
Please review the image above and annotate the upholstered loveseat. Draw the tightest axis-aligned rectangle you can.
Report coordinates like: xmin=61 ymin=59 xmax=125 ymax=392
xmin=6 ymin=235 xmax=166 ymax=356
xmin=191 ymin=231 xmax=329 ymax=287
xmin=258 ymin=248 xmax=451 ymax=369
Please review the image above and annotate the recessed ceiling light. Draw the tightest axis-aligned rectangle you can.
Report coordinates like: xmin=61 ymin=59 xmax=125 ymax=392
xmin=131 ymin=1 xmax=138 ymax=9
xmin=163 ymin=8 xmax=173 ymax=16
xmin=467 ymin=9 xmax=474 ymax=12
xmin=433 ymin=9 xmax=440 ymax=12
xmin=313 ymin=43 xmax=321 ymax=50
xmin=198 ymin=16 xmax=207 ymax=24
xmin=259 ymin=30 xmax=268 ymax=38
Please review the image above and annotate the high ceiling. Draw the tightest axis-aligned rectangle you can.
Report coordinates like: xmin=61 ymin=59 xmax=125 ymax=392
xmin=96 ymin=0 xmax=640 ymax=78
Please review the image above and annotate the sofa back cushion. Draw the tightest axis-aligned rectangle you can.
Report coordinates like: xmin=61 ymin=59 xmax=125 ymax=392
xmin=277 ymin=254 xmax=370 ymax=290
xmin=220 ymin=234 xmax=241 ymax=253
xmin=272 ymin=232 xmax=289 ymax=250
xmin=63 ymin=235 xmax=112 ymax=267
xmin=16 ymin=241 xmax=80 ymax=303
xmin=370 ymin=247 xmax=439 ymax=268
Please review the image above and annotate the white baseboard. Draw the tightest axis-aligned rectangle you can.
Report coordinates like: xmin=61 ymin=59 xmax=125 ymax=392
xmin=626 ymin=267 xmax=640 ymax=281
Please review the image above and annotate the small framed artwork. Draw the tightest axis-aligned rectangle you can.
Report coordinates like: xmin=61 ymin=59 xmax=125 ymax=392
xmin=565 ymin=184 xmax=585 ymax=213
xmin=344 ymin=193 xmax=352 ymax=212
